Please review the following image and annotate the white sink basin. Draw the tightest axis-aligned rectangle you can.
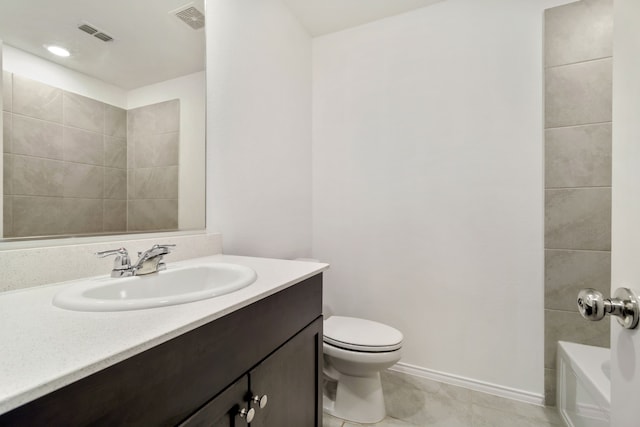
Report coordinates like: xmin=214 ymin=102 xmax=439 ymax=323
xmin=53 ymin=263 xmax=257 ymax=312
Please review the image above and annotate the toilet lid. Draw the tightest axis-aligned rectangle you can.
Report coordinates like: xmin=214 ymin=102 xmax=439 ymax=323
xmin=323 ymin=316 xmax=403 ymax=352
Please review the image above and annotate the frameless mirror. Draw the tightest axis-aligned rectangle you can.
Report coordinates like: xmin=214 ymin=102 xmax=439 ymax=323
xmin=0 ymin=0 xmax=206 ymax=240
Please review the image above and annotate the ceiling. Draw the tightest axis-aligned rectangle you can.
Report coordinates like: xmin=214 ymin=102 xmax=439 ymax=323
xmin=0 ymin=0 xmax=442 ymax=90
xmin=283 ymin=0 xmax=444 ymax=37
xmin=0 ymin=0 xmax=205 ymax=90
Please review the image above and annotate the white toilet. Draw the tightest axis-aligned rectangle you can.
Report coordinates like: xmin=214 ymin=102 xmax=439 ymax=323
xmin=322 ymin=316 xmax=403 ymax=424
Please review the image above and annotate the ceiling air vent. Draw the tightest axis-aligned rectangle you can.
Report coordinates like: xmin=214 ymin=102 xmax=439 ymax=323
xmin=94 ymin=32 xmax=113 ymax=42
xmin=77 ymin=22 xmax=114 ymax=42
xmin=172 ymin=4 xmax=205 ymax=30
xmin=78 ymin=23 xmax=98 ymax=35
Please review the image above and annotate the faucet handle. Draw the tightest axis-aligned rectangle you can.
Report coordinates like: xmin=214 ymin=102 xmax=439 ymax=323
xmin=95 ymin=247 xmax=129 ymax=258
xmin=95 ymin=247 xmax=131 ymax=272
xmin=137 ymin=244 xmax=176 ymax=257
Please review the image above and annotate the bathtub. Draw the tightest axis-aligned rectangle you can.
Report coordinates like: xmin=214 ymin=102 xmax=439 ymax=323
xmin=557 ymin=341 xmax=610 ymax=427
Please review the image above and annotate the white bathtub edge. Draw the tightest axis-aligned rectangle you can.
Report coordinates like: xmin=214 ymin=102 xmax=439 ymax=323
xmin=557 ymin=341 xmax=611 ymax=414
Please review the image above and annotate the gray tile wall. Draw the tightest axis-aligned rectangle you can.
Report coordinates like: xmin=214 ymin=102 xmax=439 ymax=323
xmin=127 ymin=100 xmax=179 ymax=231
xmin=2 ymin=73 xmax=128 ymax=237
xmin=543 ymin=0 xmax=612 ymax=405
xmin=1 ymin=74 xmax=181 ymax=237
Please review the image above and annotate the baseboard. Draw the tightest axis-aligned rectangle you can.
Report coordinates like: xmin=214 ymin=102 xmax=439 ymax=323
xmin=389 ymin=362 xmax=545 ymax=406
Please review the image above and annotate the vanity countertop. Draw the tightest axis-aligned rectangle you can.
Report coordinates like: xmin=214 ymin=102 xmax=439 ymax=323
xmin=0 ymin=254 xmax=328 ymax=414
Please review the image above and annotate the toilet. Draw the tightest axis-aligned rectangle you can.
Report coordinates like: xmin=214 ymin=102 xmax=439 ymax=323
xmin=322 ymin=315 xmax=403 ymax=424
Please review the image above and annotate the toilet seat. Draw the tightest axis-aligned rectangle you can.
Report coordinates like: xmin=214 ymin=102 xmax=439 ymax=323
xmin=324 ymin=316 xmax=403 ymax=352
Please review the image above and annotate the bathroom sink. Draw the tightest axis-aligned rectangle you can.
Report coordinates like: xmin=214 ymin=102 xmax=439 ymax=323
xmin=52 ymin=263 xmax=258 ymax=312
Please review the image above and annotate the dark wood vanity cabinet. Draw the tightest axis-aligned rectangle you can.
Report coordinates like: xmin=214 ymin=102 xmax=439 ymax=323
xmin=180 ymin=377 xmax=250 ymax=427
xmin=181 ymin=317 xmax=321 ymax=427
xmin=0 ymin=274 xmax=323 ymax=427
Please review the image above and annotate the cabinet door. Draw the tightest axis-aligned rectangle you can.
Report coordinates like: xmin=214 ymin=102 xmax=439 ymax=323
xmin=179 ymin=376 xmax=250 ymax=427
xmin=249 ymin=317 xmax=322 ymax=427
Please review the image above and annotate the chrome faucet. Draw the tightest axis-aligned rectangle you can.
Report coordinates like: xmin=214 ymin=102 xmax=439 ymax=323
xmin=132 ymin=244 xmax=176 ymax=275
xmin=96 ymin=244 xmax=176 ymax=277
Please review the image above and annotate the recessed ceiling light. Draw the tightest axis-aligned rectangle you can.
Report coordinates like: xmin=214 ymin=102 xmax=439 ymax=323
xmin=45 ymin=45 xmax=71 ymax=58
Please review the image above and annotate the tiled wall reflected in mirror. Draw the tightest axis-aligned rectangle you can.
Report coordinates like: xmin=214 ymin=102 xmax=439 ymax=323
xmin=2 ymin=72 xmax=179 ymax=238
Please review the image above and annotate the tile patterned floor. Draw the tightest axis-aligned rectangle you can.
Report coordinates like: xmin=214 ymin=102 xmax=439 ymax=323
xmin=322 ymin=370 xmax=564 ymax=427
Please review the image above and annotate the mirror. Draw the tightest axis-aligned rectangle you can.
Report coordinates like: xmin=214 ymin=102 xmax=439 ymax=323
xmin=0 ymin=0 xmax=206 ymax=239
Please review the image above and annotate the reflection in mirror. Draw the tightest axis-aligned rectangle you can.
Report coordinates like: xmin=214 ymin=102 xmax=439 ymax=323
xmin=0 ymin=0 xmax=206 ymax=240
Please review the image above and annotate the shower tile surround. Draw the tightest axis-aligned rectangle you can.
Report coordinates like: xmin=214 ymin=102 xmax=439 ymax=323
xmin=127 ymin=100 xmax=180 ymax=231
xmin=543 ymin=0 xmax=612 ymax=405
xmin=2 ymin=72 xmax=180 ymax=237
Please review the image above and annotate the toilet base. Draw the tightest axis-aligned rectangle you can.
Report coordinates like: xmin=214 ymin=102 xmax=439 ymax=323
xmin=323 ymin=372 xmax=386 ymax=424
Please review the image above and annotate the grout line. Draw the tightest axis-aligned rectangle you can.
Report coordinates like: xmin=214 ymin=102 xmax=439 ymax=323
xmin=544 ymin=55 xmax=612 ymax=70
xmin=544 ymin=308 xmax=585 ymax=314
xmin=544 ymin=248 xmax=611 ymax=252
xmin=10 ymin=195 xmax=125 ymax=202
xmin=544 ymin=121 xmax=612 ymax=131
xmin=127 ymin=198 xmax=178 ymax=201
xmin=544 ymin=248 xmax=611 ymax=254
xmin=9 ymin=153 xmax=126 ymax=169
xmin=545 ymin=186 xmax=611 ymax=190
xmin=544 ymin=120 xmax=612 ymax=130
xmin=8 ymin=111 xmax=63 ymax=127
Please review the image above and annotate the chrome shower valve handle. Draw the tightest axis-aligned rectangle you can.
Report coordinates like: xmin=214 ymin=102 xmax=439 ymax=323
xmin=577 ymin=287 xmax=640 ymax=329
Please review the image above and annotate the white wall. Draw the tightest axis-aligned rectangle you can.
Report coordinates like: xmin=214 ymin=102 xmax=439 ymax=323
xmin=127 ymin=72 xmax=206 ymax=231
xmin=313 ymin=0 xmax=572 ymax=396
xmin=205 ymin=0 xmax=312 ymax=259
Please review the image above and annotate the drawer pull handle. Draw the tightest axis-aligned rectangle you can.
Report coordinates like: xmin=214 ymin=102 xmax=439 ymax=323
xmin=238 ymin=407 xmax=255 ymax=423
xmin=252 ymin=394 xmax=268 ymax=409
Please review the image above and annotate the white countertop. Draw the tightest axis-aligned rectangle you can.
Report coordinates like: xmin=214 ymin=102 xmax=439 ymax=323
xmin=0 ymin=254 xmax=328 ymax=414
